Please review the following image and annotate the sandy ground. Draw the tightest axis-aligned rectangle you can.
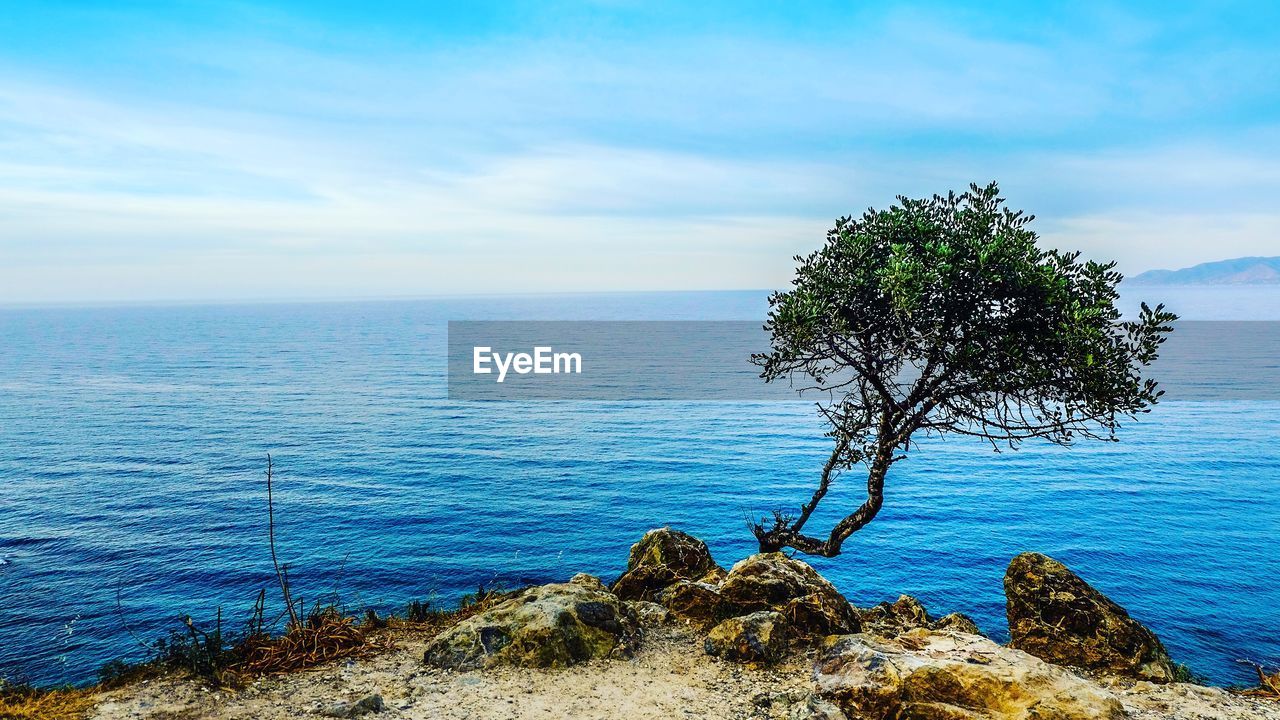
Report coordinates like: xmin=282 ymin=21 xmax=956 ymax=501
xmin=89 ymin=626 xmax=814 ymax=720
xmin=1102 ymin=677 xmax=1280 ymax=720
xmin=88 ymin=625 xmax=1280 ymax=720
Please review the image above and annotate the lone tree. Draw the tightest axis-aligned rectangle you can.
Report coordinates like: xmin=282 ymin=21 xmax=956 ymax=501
xmin=752 ymin=182 xmax=1176 ymax=558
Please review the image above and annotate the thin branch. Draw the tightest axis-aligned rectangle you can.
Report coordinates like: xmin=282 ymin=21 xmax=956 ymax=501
xmin=266 ymin=454 xmax=301 ymax=630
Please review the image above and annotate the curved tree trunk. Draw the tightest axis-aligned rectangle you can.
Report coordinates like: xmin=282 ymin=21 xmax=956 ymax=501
xmin=754 ymin=450 xmax=891 ymax=557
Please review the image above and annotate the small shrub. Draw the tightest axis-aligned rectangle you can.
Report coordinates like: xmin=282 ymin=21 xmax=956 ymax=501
xmin=233 ymin=606 xmax=385 ymax=678
xmin=405 ymin=599 xmax=433 ymax=623
xmin=1171 ymin=663 xmax=1208 ymax=685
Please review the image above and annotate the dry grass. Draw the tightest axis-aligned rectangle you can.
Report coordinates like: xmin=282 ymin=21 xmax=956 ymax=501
xmin=1239 ymin=662 xmax=1280 ymax=699
xmin=158 ymin=589 xmax=513 ymax=687
xmin=0 ymin=684 xmax=97 ymax=720
xmin=228 ymin=610 xmax=391 ymax=681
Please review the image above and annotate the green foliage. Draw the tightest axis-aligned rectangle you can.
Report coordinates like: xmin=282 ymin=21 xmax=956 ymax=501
xmin=1172 ymin=662 xmax=1208 ymax=685
xmin=152 ymin=610 xmax=238 ymax=685
xmin=752 ymin=182 xmax=1176 ymax=555
xmin=405 ymin=599 xmax=434 ymax=623
xmin=759 ymin=181 xmax=1175 ymax=449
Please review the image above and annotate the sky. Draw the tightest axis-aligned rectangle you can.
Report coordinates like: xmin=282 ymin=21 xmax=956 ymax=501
xmin=1 ymin=1 xmax=1278 ymax=304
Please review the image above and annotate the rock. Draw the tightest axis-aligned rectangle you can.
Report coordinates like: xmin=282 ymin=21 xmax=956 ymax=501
xmin=858 ymin=595 xmax=930 ymax=634
xmin=813 ymin=629 xmax=1126 ymax=720
xmin=611 ymin=528 xmax=721 ymax=601
xmin=860 ymin=595 xmax=986 ymax=638
xmin=625 ymin=600 xmax=669 ymax=628
xmin=719 ymin=553 xmax=859 ymax=637
xmin=568 ymin=573 xmax=607 ymax=592
xmin=704 ymin=611 xmax=790 ymax=663
xmin=657 ymin=579 xmax=724 ymax=628
xmin=699 ymin=565 xmax=729 ymax=584
xmin=932 ymin=612 xmax=983 ymax=636
xmin=1005 ymin=552 xmax=1176 ymax=682
xmin=781 ymin=593 xmax=862 ymax=637
xmin=324 ymin=694 xmax=384 ymax=717
xmin=423 ymin=582 xmax=639 ymax=670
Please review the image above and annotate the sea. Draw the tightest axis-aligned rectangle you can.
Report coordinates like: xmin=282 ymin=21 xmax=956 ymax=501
xmin=1 ymin=286 xmax=1277 ymax=687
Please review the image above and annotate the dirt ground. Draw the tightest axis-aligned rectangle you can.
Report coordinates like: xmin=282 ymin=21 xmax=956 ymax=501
xmin=88 ymin=625 xmax=1280 ymax=720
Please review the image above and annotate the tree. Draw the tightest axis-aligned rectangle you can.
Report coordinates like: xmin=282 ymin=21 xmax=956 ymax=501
xmin=751 ymin=182 xmax=1176 ymax=558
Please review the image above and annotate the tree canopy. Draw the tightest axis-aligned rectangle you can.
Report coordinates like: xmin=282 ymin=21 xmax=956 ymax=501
xmin=752 ymin=182 xmax=1176 ymax=557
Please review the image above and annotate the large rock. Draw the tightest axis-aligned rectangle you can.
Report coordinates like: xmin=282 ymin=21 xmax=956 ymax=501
xmin=813 ymin=629 xmax=1126 ymax=720
xmin=611 ymin=528 xmax=721 ymax=601
xmin=704 ymin=611 xmax=790 ymax=663
xmin=1005 ymin=552 xmax=1175 ymax=682
xmin=719 ymin=553 xmax=860 ymax=637
xmin=423 ymin=581 xmax=640 ymax=670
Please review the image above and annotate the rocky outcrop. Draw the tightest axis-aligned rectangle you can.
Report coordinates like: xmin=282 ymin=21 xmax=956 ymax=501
xmin=1005 ymin=552 xmax=1175 ymax=682
xmin=859 ymin=594 xmax=985 ymax=637
xmin=788 ymin=695 xmax=848 ymax=720
xmin=700 ymin=565 xmax=729 ymax=585
xmin=859 ymin=595 xmax=929 ymax=634
xmin=423 ymin=581 xmax=640 ymax=670
xmin=658 ymin=579 xmax=724 ymax=627
xmin=704 ymin=611 xmax=790 ymax=664
xmin=932 ymin=611 xmax=983 ymax=636
xmin=719 ymin=553 xmax=860 ymax=638
xmin=611 ymin=528 xmax=721 ymax=601
xmin=568 ymin=573 xmax=607 ymax=592
xmin=813 ymin=629 xmax=1126 ymax=720
xmin=781 ymin=592 xmax=863 ymax=638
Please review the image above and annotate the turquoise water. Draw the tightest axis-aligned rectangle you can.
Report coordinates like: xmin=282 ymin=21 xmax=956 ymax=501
xmin=0 ymin=289 xmax=1277 ymax=687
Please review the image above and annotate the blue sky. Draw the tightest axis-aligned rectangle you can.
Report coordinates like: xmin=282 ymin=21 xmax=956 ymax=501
xmin=1 ymin=1 xmax=1278 ymax=303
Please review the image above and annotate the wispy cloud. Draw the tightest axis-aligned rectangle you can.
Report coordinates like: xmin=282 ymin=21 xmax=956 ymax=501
xmin=0 ymin=2 xmax=1277 ymax=302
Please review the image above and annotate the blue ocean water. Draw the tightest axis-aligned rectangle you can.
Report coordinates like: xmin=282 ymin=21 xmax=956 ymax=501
xmin=0 ymin=288 xmax=1277 ymax=687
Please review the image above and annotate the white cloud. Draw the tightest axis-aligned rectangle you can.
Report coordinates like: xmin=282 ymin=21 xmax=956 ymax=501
xmin=1 ymin=7 xmax=1278 ymax=303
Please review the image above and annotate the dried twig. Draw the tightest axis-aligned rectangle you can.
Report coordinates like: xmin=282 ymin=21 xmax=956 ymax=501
xmin=265 ymin=454 xmax=301 ymax=630
xmin=1237 ymin=660 xmax=1280 ymax=698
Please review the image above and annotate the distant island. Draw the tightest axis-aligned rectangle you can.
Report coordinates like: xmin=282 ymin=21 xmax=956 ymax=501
xmin=1129 ymin=256 xmax=1280 ymax=285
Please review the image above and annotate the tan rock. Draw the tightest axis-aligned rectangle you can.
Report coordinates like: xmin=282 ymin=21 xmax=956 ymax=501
xmin=860 ymin=595 xmax=985 ymax=638
xmin=1005 ymin=552 xmax=1175 ymax=682
xmin=719 ymin=553 xmax=859 ymax=638
xmin=781 ymin=593 xmax=863 ymax=637
xmin=568 ymin=573 xmax=607 ymax=592
xmin=423 ymin=581 xmax=639 ymax=670
xmin=704 ymin=611 xmax=790 ymax=664
xmin=932 ymin=612 xmax=983 ymax=636
xmin=626 ymin=600 xmax=670 ymax=628
xmin=813 ymin=629 xmax=1126 ymax=720
xmin=657 ymin=579 xmax=724 ymax=628
xmin=611 ymin=528 xmax=721 ymax=601
xmin=699 ymin=565 xmax=729 ymax=584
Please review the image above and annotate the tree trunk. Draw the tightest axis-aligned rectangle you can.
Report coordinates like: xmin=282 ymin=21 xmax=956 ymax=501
xmin=754 ymin=450 xmax=891 ymax=557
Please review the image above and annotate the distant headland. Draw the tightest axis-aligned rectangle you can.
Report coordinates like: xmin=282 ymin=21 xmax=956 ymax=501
xmin=1129 ymin=256 xmax=1280 ymax=285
